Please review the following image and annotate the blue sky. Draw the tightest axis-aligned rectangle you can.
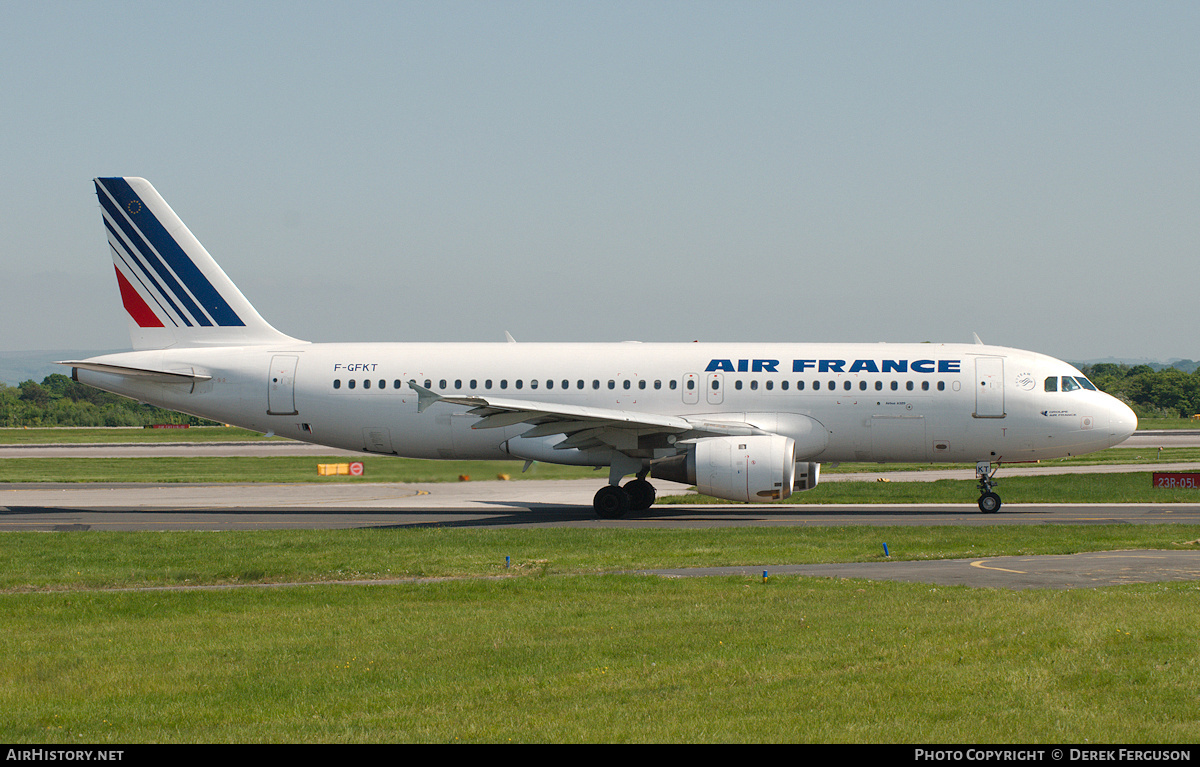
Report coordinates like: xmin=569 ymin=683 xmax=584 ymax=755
xmin=2 ymin=1 xmax=1197 ymax=362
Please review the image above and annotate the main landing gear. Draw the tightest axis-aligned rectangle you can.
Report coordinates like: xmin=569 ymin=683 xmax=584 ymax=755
xmin=976 ymin=461 xmax=1001 ymax=513
xmin=593 ymin=476 xmax=656 ymax=519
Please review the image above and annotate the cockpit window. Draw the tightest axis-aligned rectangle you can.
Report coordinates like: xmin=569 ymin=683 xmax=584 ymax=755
xmin=1074 ymin=376 xmax=1097 ymax=391
xmin=1044 ymin=376 xmax=1058 ymax=392
xmin=1061 ymin=376 xmax=1081 ymax=392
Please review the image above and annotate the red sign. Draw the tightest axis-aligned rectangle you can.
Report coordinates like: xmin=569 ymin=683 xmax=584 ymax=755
xmin=349 ymin=462 xmax=364 ymax=476
xmin=1153 ymin=473 xmax=1200 ymax=488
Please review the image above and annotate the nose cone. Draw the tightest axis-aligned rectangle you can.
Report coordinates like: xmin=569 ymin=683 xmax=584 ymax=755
xmin=1105 ymin=396 xmax=1138 ymax=446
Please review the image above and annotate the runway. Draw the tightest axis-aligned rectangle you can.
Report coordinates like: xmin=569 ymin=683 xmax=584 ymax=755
xmin=2 ymin=431 xmax=1200 ymax=530
xmin=4 ymin=477 xmax=1200 ymax=531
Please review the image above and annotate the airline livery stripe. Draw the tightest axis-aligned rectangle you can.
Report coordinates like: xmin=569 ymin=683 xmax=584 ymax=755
xmin=109 ymin=243 xmax=181 ymax=327
xmin=104 ymin=217 xmax=189 ymax=327
xmin=113 ymin=265 xmax=165 ymax=327
xmin=95 ymin=178 xmax=245 ymax=327
xmin=96 ymin=186 xmax=211 ymax=326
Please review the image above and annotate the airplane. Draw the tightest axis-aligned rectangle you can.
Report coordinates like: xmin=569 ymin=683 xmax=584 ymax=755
xmin=63 ymin=177 xmax=1139 ymax=518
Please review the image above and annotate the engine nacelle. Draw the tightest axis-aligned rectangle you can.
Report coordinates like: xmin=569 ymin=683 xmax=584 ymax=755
xmin=793 ymin=461 xmax=820 ymax=492
xmin=652 ymin=434 xmax=797 ymax=503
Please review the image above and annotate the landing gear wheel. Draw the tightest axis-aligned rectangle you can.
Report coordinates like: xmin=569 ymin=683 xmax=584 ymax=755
xmin=623 ymin=479 xmax=656 ymax=511
xmin=975 ymin=461 xmax=1002 ymax=514
xmin=978 ymin=492 xmax=1001 ymax=514
xmin=594 ymin=485 xmax=631 ymax=519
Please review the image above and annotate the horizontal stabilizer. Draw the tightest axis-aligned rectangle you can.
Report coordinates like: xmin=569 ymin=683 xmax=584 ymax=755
xmin=59 ymin=360 xmax=212 ymax=383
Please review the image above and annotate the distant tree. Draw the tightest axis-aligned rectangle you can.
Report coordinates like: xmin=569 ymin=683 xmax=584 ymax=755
xmin=17 ymin=380 xmax=49 ymax=408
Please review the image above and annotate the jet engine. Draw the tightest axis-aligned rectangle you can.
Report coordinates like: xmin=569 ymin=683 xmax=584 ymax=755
xmin=793 ymin=461 xmax=820 ymax=492
xmin=651 ymin=434 xmax=798 ymax=503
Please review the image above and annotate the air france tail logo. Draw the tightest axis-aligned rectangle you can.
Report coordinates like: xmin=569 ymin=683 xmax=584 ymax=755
xmin=95 ymin=177 xmax=245 ymax=329
xmin=705 ymin=358 xmax=962 ymax=374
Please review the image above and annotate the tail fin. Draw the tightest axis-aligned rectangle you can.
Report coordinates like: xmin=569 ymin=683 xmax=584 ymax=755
xmin=94 ymin=177 xmax=302 ymax=350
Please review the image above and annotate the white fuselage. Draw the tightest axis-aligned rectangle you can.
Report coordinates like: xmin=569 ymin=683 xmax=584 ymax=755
xmin=74 ymin=340 xmax=1138 ymax=467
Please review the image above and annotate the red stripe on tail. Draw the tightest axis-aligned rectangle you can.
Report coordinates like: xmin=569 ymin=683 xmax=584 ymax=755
xmin=114 ymin=266 xmax=164 ymax=327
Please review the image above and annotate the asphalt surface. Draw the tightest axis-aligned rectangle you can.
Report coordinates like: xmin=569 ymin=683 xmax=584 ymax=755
xmin=637 ymin=550 xmax=1200 ymax=590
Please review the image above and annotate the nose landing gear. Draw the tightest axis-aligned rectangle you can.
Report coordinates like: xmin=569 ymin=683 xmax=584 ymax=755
xmin=976 ymin=461 xmax=1001 ymax=513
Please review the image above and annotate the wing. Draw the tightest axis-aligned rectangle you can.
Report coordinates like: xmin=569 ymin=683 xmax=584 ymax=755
xmin=407 ymin=380 xmax=758 ymax=453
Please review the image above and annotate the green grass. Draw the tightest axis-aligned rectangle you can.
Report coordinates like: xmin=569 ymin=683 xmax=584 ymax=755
xmin=3 ymin=432 xmax=1199 ymax=742
xmin=3 ymin=525 xmax=1198 ymax=591
xmin=2 ymin=526 xmax=1199 ymax=743
xmin=1136 ymin=417 xmax=1200 ymax=430
xmin=2 ymin=446 xmax=1200 ymax=486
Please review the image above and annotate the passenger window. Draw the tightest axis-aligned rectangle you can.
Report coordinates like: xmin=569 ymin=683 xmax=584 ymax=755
xmin=394 ymin=380 xmax=402 ymax=389
xmin=515 ymin=380 xmax=523 ymax=389
xmin=937 ymin=381 xmax=945 ymax=391
xmin=735 ymin=380 xmax=743 ymax=390
xmin=639 ymin=380 xmax=646 ymax=390
xmin=797 ymin=381 xmax=805 ymax=391
xmin=751 ymin=381 xmax=759 ymax=390
xmin=608 ymin=380 xmax=616 ymax=390
xmin=670 ymin=380 xmax=677 ymax=390
xmin=890 ymin=381 xmax=898 ymax=391
xmin=1044 ymin=376 xmax=1058 ymax=392
xmin=766 ymin=380 xmax=774 ymax=391
xmin=686 ymin=379 xmax=695 ymax=391
xmin=333 ymin=379 xmax=341 ymax=389
xmin=875 ymin=381 xmax=883 ymax=391
xmin=654 ymin=380 xmax=662 ymax=390
xmin=623 ymin=380 xmax=630 ymax=390
xmin=348 ymin=379 xmax=356 ymax=389
xmin=906 ymin=381 xmax=914 ymax=391
xmin=843 ymin=381 xmax=851 ymax=391
xmin=364 ymin=379 xmax=371 ymax=389
xmin=859 ymin=381 xmax=867 ymax=391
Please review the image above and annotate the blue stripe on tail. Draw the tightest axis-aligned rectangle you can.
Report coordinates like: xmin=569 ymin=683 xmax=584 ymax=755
xmin=95 ymin=178 xmax=245 ymax=327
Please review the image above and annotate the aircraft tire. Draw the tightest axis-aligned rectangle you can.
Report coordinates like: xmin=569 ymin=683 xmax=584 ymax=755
xmin=594 ymin=485 xmax=631 ymax=519
xmin=978 ymin=492 xmax=1001 ymax=514
xmin=623 ymin=479 xmax=656 ymax=511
